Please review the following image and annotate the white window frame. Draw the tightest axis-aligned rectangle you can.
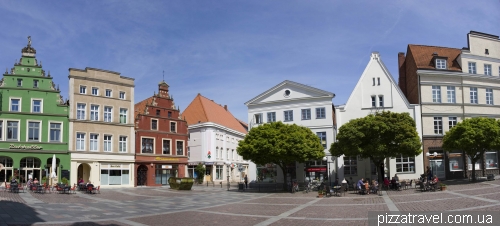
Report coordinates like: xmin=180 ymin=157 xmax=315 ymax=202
xmin=6 ymin=120 xmax=20 ymax=141
xmin=105 ymin=89 xmax=112 ymax=97
xmin=170 ymin=121 xmax=177 ymax=133
xmin=9 ymin=97 xmax=21 ymax=112
xmin=486 ymin=88 xmax=494 ymax=105
xmin=254 ymin=113 xmax=263 ymax=124
xmin=301 ymin=108 xmax=311 ymax=120
xmin=91 ymin=87 xmax=99 ymax=96
xmin=377 ymin=77 xmax=380 ymax=85
xmin=119 ymin=136 xmax=127 ymax=153
xmin=468 ymin=62 xmax=476 ymax=74
xmin=0 ymin=120 xmax=4 ymax=141
xmin=77 ymin=103 xmax=86 ymax=120
xmin=447 ymin=86 xmax=456 ymax=103
xmin=48 ymin=121 xmax=63 ymax=142
xmin=485 ymin=152 xmax=498 ymax=169
xmin=436 ymin=59 xmax=446 ymax=69
xmin=470 ymin=87 xmax=478 ymax=104
xmin=119 ymin=108 xmax=127 ymax=123
xmin=79 ymin=85 xmax=87 ymax=94
xmin=26 ymin=120 xmax=42 ymax=142
xmin=103 ymin=135 xmax=112 ymax=152
xmin=33 ymin=79 xmax=39 ymax=88
xmin=89 ymin=133 xmax=99 ymax=152
xmin=267 ymin=112 xmax=276 ymax=122
xmin=284 ymin=110 xmax=293 ymax=122
xmin=90 ymin=105 xmax=99 ymax=121
xmin=141 ymin=137 xmax=155 ymax=154
xmin=485 ymin=64 xmax=492 ymax=76
xmin=76 ymin=132 xmax=86 ymax=151
xmin=31 ymin=98 xmax=43 ymax=113
xmin=378 ymin=95 xmax=384 ymax=107
xmin=119 ymin=91 xmax=125 ymax=100
xmin=176 ymin=140 xmax=184 ymax=155
xmin=395 ymin=155 xmax=415 ymax=173
xmin=17 ymin=79 xmax=22 ymax=87
xmin=371 ymin=96 xmax=376 ymax=107
xmin=104 ymin=106 xmax=112 ymax=122
xmin=316 ymin=132 xmax=327 ymax=149
xmin=162 ymin=139 xmax=171 ymax=155
xmin=344 ymin=156 xmax=357 ymax=176
xmin=434 ymin=117 xmax=443 ymax=135
xmin=448 ymin=117 xmax=457 ymax=130
xmin=316 ymin=107 xmax=326 ymax=119
xmin=151 ymin=119 xmax=158 ymax=130
xmin=372 ymin=78 xmax=375 ymax=86
xmin=432 ymin=86 xmax=441 ymax=103
xmin=216 ymin=165 xmax=223 ymax=180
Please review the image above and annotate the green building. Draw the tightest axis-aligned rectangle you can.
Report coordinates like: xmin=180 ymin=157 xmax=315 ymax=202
xmin=0 ymin=37 xmax=69 ymax=184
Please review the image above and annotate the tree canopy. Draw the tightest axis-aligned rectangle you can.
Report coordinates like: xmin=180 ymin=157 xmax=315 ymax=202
xmin=237 ymin=121 xmax=325 ymax=188
xmin=330 ymin=111 xmax=422 ymax=181
xmin=442 ymin=117 xmax=500 ymax=181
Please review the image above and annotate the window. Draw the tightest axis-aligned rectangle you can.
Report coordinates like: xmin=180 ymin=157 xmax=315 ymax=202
xmin=372 ymin=78 xmax=375 ymax=86
xmin=90 ymin=105 xmax=99 ymax=121
xmin=467 ymin=155 xmax=482 ymax=170
xmin=49 ymin=123 xmax=61 ymax=142
xmin=104 ymin=135 xmax=112 ymax=152
xmin=32 ymin=100 xmax=41 ymax=113
xmin=141 ymin=138 xmax=153 ymax=153
xmin=163 ymin=140 xmax=171 ymax=155
xmin=91 ymin=87 xmax=98 ymax=96
xmin=485 ymin=152 xmax=498 ymax=169
xmin=486 ymin=88 xmax=494 ymax=105
xmin=80 ymin=86 xmax=86 ymax=94
xmin=27 ymin=122 xmax=40 ymax=141
xmin=447 ymin=86 xmax=456 ymax=103
xmin=344 ymin=156 xmax=357 ymax=175
xmin=152 ymin=119 xmax=158 ymax=130
xmin=378 ymin=95 xmax=384 ymax=107
xmin=33 ymin=80 xmax=38 ymax=88
xmin=77 ymin=104 xmax=86 ymax=120
xmin=10 ymin=99 xmax=20 ymax=112
xmin=432 ymin=86 xmax=441 ymax=103
xmin=316 ymin=132 xmax=327 ymax=149
xmin=448 ymin=117 xmax=457 ymax=129
xmin=396 ymin=155 xmax=415 ymax=173
xmin=216 ymin=165 xmax=223 ymax=180
xmin=119 ymin=136 xmax=127 ymax=153
xmin=254 ymin=113 xmax=263 ymax=124
xmin=17 ymin=79 xmax=23 ymax=87
xmin=436 ymin=59 xmax=446 ymax=69
xmin=156 ymin=110 xmax=160 ymax=116
xmin=104 ymin=107 xmax=112 ymax=122
xmin=316 ymin=108 xmax=326 ymax=119
xmin=377 ymin=77 xmax=380 ymax=85
xmin=284 ymin=110 xmax=293 ymax=121
xmin=449 ymin=151 xmax=464 ymax=171
xmin=470 ymin=87 xmax=478 ymax=104
xmin=485 ymin=64 xmax=492 ymax=76
xmin=267 ymin=112 xmax=276 ymax=122
xmin=170 ymin=122 xmax=176 ymax=133
xmin=371 ymin=96 xmax=376 ymax=107
xmin=176 ymin=141 xmax=183 ymax=155
xmin=7 ymin=121 xmax=18 ymax=140
xmin=0 ymin=121 xmax=2 ymax=140
xmin=90 ymin=134 xmax=98 ymax=151
xmin=119 ymin=108 xmax=127 ymax=123
xmin=119 ymin=92 xmax=125 ymax=99
xmin=468 ymin=62 xmax=476 ymax=74
xmin=226 ymin=149 xmax=229 ymax=159
xmin=168 ymin=111 xmax=172 ymax=118
xmin=105 ymin=89 xmax=112 ymax=97
xmin=434 ymin=117 xmax=443 ymax=134
xmin=231 ymin=150 xmax=234 ymax=160
xmin=301 ymin=109 xmax=311 ymax=120
xmin=76 ymin=133 xmax=85 ymax=151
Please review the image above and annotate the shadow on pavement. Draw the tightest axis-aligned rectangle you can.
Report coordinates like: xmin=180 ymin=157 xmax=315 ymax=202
xmin=0 ymin=200 xmax=44 ymax=225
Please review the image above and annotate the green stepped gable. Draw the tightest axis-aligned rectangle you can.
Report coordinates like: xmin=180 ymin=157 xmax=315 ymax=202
xmin=0 ymin=37 xmax=69 ymax=184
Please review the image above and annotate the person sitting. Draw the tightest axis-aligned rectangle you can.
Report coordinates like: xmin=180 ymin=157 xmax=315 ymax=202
xmin=78 ymin=178 xmax=84 ymax=185
xmin=26 ymin=178 xmax=33 ymax=189
xmin=357 ymin=178 xmax=364 ymax=192
xmin=333 ymin=178 xmax=339 ymax=187
xmin=429 ymin=175 xmax=439 ymax=191
xmin=33 ymin=178 xmax=39 ymax=184
xmin=372 ymin=179 xmax=379 ymax=194
xmin=364 ymin=179 xmax=370 ymax=195
xmin=383 ymin=177 xmax=390 ymax=190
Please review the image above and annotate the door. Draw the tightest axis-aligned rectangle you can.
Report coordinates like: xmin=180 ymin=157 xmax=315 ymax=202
xmin=430 ymin=159 xmax=445 ymax=179
xmin=137 ymin=165 xmax=148 ymax=186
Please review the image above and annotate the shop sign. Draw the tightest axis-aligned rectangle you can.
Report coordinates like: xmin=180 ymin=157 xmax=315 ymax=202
xmin=305 ymin=167 xmax=327 ymax=172
xmin=110 ymin=165 xmax=121 ymax=168
xmin=155 ymin=157 xmax=179 ymax=161
xmin=162 ymin=165 xmax=172 ymax=169
xmin=188 ymin=162 xmax=200 ymax=166
xmin=205 ymin=162 xmax=214 ymax=165
xmin=9 ymin=144 xmax=43 ymax=150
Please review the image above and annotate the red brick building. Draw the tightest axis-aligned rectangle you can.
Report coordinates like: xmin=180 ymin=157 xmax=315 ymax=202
xmin=134 ymin=81 xmax=188 ymax=186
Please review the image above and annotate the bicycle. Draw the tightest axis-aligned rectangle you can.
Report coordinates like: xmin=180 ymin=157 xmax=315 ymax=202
xmin=303 ymin=181 xmax=312 ymax=193
xmin=291 ymin=181 xmax=299 ymax=193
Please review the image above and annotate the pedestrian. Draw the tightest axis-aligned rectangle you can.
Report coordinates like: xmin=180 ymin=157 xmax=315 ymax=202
xmin=244 ymin=174 xmax=248 ymax=188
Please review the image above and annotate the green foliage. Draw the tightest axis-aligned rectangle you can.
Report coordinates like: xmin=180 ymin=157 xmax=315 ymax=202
xmin=442 ymin=117 xmax=500 ymax=181
xmin=330 ymin=111 xmax=422 ymax=180
xmin=194 ymin=163 xmax=206 ymax=183
xmin=61 ymin=177 xmax=68 ymax=185
xmin=237 ymin=121 xmax=325 ymax=189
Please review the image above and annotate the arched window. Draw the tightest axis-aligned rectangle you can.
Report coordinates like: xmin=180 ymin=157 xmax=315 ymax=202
xmin=215 ymin=147 xmax=219 ymax=159
xmin=20 ymin=157 xmax=41 ymax=168
xmin=0 ymin=156 xmax=13 ymax=167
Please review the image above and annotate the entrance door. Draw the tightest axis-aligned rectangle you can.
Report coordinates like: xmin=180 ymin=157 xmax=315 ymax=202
xmin=137 ymin=165 xmax=148 ymax=186
xmin=430 ymin=159 xmax=445 ymax=179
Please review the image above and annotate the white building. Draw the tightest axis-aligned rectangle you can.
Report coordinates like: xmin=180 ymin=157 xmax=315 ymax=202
xmin=245 ymin=80 xmax=336 ymax=184
xmin=182 ymin=94 xmax=256 ymax=183
xmin=336 ymin=52 xmax=423 ymax=183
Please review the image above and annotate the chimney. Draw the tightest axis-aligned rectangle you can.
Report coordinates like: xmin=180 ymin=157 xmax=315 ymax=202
xmin=398 ymin=52 xmax=407 ymax=96
xmin=224 ymin=105 xmax=227 ymax=111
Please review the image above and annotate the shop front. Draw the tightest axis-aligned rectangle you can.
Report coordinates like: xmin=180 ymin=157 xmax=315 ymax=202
xmin=0 ymin=152 xmax=69 ymax=185
xmin=70 ymin=153 xmax=135 ymax=187
xmin=305 ymin=167 xmax=327 ymax=182
xmin=135 ymin=155 xmax=187 ymax=187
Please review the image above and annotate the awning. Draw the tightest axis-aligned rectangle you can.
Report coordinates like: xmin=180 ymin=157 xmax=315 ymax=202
xmin=305 ymin=167 xmax=327 ymax=172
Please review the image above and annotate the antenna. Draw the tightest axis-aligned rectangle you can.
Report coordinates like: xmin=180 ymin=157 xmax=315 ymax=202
xmin=162 ymin=70 xmax=164 ymax=81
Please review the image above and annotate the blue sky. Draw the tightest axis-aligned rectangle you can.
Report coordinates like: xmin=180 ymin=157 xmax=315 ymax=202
xmin=0 ymin=1 xmax=499 ymax=122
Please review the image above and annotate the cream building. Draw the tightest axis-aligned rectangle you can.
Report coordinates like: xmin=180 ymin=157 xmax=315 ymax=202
xmin=68 ymin=67 xmax=135 ymax=187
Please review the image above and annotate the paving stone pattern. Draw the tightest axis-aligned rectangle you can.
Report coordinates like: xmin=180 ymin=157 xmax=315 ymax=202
xmin=0 ymin=180 xmax=500 ymax=225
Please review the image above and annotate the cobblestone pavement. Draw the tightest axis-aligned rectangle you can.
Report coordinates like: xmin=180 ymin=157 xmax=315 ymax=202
xmin=0 ymin=180 xmax=499 ymax=226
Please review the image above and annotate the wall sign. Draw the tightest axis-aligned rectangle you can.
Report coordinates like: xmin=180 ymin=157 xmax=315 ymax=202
xmin=155 ymin=157 xmax=179 ymax=161
xmin=9 ymin=144 xmax=43 ymax=150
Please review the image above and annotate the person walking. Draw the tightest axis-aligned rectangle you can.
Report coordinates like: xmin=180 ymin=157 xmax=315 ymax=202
xmin=244 ymin=174 xmax=248 ymax=189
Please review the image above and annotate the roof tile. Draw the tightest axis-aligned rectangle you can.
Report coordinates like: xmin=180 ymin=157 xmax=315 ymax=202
xmin=408 ymin=45 xmax=462 ymax=71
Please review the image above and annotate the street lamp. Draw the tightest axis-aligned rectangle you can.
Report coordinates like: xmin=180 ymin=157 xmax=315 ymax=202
xmin=426 ymin=152 xmax=438 ymax=157
xmin=323 ymin=156 xmax=335 ymax=186
xmin=225 ymin=161 xmax=231 ymax=191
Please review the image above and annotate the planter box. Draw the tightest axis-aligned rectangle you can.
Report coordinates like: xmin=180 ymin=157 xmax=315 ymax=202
xmin=168 ymin=177 xmax=194 ymax=190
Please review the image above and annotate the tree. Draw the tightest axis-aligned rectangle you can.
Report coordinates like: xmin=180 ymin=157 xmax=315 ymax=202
xmin=194 ymin=163 xmax=206 ymax=184
xmin=237 ymin=121 xmax=325 ymax=190
xmin=330 ymin=111 xmax=422 ymax=184
xmin=442 ymin=117 xmax=500 ymax=181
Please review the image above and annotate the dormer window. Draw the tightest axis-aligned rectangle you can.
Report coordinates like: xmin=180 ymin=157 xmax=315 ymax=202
xmin=436 ymin=59 xmax=447 ymax=69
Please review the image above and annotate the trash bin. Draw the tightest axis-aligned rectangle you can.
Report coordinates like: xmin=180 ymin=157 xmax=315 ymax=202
xmin=238 ymin=182 xmax=245 ymax=191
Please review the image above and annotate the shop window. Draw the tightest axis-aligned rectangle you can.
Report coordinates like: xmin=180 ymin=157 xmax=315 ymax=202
xmin=467 ymin=155 xmax=482 ymax=170
xmin=449 ymin=151 xmax=464 ymax=171
xmin=485 ymin=152 xmax=499 ymax=169
xmin=216 ymin=165 xmax=223 ymax=180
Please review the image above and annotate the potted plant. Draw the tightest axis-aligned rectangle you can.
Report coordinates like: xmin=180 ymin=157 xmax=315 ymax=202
xmin=440 ymin=183 xmax=447 ymax=191
xmin=318 ymin=189 xmax=324 ymax=198
xmin=42 ymin=176 xmax=47 ymax=185
xmin=61 ymin=177 xmax=69 ymax=186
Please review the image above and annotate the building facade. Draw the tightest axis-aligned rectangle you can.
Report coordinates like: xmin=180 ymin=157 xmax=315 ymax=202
xmin=245 ymin=80 xmax=336 ymax=184
xmin=0 ymin=37 xmax=69 ymax=184
xmin=134 ymin=81 xmax=188 ymax=186
xmin=336 ymin=52 xmax=423 ymax=183
xmin=68 ymin=67 xmax=135 ymax=187
xmin=398 ymin=31 xmax=500 ymax=180
xmin=182 ymin=94 xmax=255 ymax=183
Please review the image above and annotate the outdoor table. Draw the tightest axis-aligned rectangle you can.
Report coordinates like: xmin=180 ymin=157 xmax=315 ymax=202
xmin=36 ymin=185 xmax=44 ymax=193
xmin=333 ymin=186 xmax=342 ymax=196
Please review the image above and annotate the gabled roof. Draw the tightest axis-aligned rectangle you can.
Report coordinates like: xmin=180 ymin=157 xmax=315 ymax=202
xmin=134 ymin=96 xmax=154 ymax=119
xmin=407 ymin=45 xmax=462 ymax=71
xmin=245 ymin=80 xmax=335 ymax=105
xmin=182 ymin=94 xmax=247 ymax=134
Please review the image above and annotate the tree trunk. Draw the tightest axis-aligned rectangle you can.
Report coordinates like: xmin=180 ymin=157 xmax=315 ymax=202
xmin=277 ymin=164 xmax=288 ymax=191
xmin=471 ymin=160 xmax=477 ymax=182
xmin=375 ymin=160 xmax=384 ymax=193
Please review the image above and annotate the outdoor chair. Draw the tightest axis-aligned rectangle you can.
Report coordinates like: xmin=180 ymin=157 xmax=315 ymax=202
xmin=324 ymin=186 xmax=332 ymax=197
xmin=95 ymin=186 xmax=100 ymax=194
xmin=408 ymin=180 xmax=413 ymax=189
xmin=70 ymin=185 xmax=76 ymax=194
xmin=400 ymin=181 xmax=406 ymax=191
